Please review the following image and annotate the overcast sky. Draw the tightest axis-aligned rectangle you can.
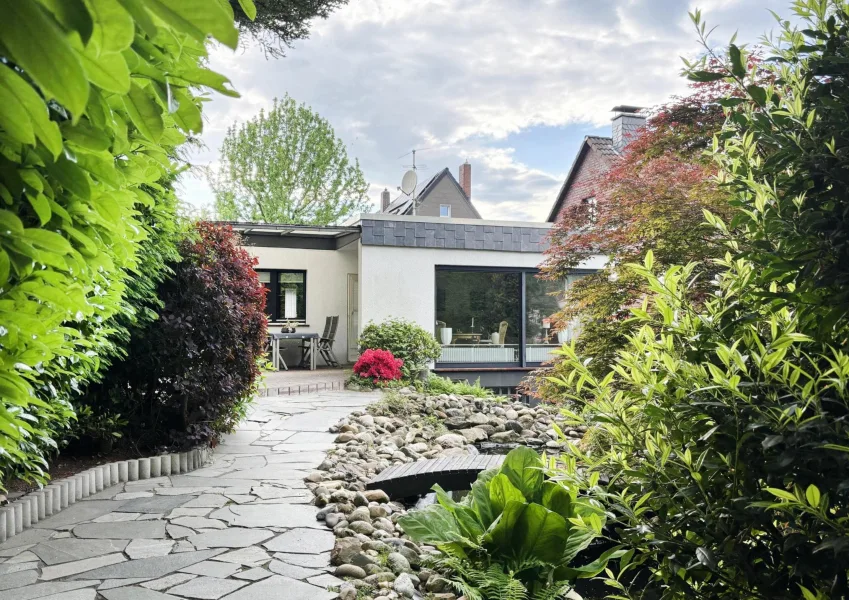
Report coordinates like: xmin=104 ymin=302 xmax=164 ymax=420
xmin=180 ymin=0 xmax=788 ymax=222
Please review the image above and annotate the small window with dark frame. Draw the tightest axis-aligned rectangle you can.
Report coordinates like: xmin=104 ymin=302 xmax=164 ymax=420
xmin=256 ymin=269 xmax=307 ymax=322
xmin=439 ymin=204 xmax=452 ymax=217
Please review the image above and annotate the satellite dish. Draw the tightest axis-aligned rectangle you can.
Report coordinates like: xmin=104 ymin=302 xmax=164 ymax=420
xmin=400 ymin=170 xmax=417 ymax=196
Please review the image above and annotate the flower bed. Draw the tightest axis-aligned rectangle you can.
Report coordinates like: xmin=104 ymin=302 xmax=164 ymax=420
xmin=303 ymin=387 xmax=583 ymax=600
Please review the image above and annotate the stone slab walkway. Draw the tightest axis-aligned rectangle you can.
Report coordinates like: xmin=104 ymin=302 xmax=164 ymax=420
xmin=0 ymin=389 xmax=379 ymax=600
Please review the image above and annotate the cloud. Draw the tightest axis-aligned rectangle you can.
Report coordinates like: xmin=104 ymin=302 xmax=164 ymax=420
xmin=182 ymin=0 xmax=787 ymax=222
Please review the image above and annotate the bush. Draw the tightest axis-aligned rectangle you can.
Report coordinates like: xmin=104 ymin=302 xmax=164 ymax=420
xmin=0 ymin=0 xmax=251 ymax=486
xmin=398 ymin=447 xmax=617 ymax=600
xmin=358 ymin=318 xmax=442 ymax=379
xmin=352 ymin=349 xmax=404 ymax=385
xmin=416 ymin=374 xmax=492 ymax=398
xmin=85 ymin=223 xmax=267 ymax=448
xmin=548 ymin=5 xmax=849 ymax=598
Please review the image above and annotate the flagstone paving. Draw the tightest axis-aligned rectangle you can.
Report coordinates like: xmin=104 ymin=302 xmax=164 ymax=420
xmin=0 ymin=390 xmax=379 ymax=599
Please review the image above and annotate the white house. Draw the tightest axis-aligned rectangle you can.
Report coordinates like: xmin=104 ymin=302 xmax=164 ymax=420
xmin=229 ymin=213 xmax=604 ymax=393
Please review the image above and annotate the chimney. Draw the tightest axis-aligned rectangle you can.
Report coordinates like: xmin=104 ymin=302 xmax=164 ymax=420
xmin=381 ymin=188 xmax=391 ymax=212
xmin=611 ymin=105 xmax=646 ymax=152
xmin=459 ymin=161 xmax=471 ymax=199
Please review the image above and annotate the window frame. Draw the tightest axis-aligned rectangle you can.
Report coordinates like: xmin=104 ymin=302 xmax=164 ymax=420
xmin=439 ymin=204 xmax=452 ymax=217
xmin=434 ymin=265 xmax=595 ymax=368
xmin=582 ymin=196 xmax=597 ymax=224
xmin=256 ymin=269 xmax=307 ymax=323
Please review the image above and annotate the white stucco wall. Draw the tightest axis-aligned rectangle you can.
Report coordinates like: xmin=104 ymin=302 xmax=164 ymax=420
xmin=358 ymin=243 xmax=606 ymax=336
xmin=244 ymin=243 xmax=358 ymax=365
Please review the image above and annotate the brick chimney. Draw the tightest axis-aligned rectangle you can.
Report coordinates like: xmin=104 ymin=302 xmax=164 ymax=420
xmin=459 ymin=161 xmax=471 ymax=199
xmin=611 ymin=105 xmax=646 ymax=152
xmin=381 ymin=188 xmax=390 ymax=212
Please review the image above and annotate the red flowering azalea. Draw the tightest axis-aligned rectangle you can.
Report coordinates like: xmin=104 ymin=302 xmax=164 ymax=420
xmin=353 ymin=349 xmax=403 ymax=384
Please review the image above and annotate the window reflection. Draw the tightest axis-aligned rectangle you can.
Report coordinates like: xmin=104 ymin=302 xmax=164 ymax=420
xmin=435 ymin=270 xmax=521 ymax=363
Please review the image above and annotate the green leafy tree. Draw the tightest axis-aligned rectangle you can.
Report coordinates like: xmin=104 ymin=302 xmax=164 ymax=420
xmin=211 ymin=95 xmax=370 ymax=225
xmin=230 ymin=0 xmax=348 ymax=58
xmin=0 ymin=0 xmax=252 ymax=485
xmin=549 ymin=2 xmax=849 ymax=598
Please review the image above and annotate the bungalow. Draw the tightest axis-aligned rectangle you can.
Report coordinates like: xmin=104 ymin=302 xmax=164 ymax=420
xmin=230 ymin=213 xmax=604 ymax=393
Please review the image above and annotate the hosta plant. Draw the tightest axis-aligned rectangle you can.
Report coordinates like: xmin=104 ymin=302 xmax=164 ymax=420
xmin=398 ymin=447 xmax=619 ymax=600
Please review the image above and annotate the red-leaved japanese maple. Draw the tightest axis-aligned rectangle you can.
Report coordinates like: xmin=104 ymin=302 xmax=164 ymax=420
xmin=353 ymin=349 xmax=404 ymax=384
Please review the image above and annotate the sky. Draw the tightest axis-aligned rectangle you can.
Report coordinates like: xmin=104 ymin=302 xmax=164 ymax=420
xmin=180 ymin=0 xmax=789 ymax=222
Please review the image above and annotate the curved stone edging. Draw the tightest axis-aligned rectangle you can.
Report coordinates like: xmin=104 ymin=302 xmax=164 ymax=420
xmin=0 ymin=446 xmax=211 ymax=544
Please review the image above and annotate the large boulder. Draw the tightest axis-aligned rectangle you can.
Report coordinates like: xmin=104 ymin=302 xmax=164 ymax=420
xmin=459 ymin=427 xmax=488 ymax=442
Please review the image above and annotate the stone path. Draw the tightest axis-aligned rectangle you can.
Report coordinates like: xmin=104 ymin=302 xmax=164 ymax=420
xmin=0 ymin=389 xmax=379 ymax=600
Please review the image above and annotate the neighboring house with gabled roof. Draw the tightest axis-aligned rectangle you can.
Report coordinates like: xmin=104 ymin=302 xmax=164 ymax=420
xmin=381 ymin=162 xmax=482 ymax=219
xmin=546 ymin=106 xmax=646 ymax=223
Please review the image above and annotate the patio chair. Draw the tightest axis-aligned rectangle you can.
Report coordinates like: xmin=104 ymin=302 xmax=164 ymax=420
xmin=318 ymin=316 xmax=340 ymax=367
xmin=497 ymin=320 xmax=509 ymax=345
xmin=299 ymin=317 xmax=333 ymax=367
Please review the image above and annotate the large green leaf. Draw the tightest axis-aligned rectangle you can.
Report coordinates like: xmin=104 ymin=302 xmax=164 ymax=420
xmin=0 ymin=85 xmax=36 ymax=146
xmin=142 ymin=0 xmax=238 ymax=48
xmin=77 ymin=46 xmax=131 ymax=93
xmin=36 ymin=0 xmax=94 ymax=44
xmin=541 ymin=481 xmax=573 ymax=520
xmin=513 ymin=502 xmax=569 ymax=564
xmin=0 ymin=0 xmax=90 ymax=118
xmin=489 ymin=473 xmax=525 ymax=515
xmin=483 ymin=500 xmax=526 ymax=551
xmin=123 ymin=82 xmax=164 ymax=142
xmin=555 ymin=547 xmax=627 ymax=580
xmin=433 ymin=484 xmax=484 ymax=540
xmin=0 ymin=65 xmax=63 ymax=159
xmin=85 ymin=0 xmax=135 ymax=54
xmin=499 ymin=447 xmax=544 ymax=501
xmin=470 ymin=469 xmax=498 ymax=527
xmin=397 ymin=504 xmax=470 ymax=547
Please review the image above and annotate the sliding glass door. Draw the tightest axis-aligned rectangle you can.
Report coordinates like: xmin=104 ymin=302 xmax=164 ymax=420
xmin=435 ymin=267 xmax=592 ymax=367
xmin=436 ymin=270 xmax=521 ymax=364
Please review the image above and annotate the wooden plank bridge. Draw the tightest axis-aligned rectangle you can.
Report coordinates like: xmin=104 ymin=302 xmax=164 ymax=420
xmin=366 ymin=455 xmax=505 ymax=499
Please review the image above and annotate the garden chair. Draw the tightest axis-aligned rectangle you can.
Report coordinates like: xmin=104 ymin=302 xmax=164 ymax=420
xmin=318 ymin=315 xmax=340 ymax=367
xmin=299 ymin=316 xmax=333 ymax=367
xmin=497 ymin=321 xmax=509 ymax=345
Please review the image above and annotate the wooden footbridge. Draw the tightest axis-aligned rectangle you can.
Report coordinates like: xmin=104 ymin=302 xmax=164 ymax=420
xmin=366 ymin=455 xmax=505 ymax=499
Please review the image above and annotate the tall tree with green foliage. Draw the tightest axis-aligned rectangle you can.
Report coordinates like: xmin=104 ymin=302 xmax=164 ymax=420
xmin=549 ymin=2 xmax=849 ymax=598
xmin=211 ymin=95 xmax=370 ymax=225
xmin=0 ymin=0 xmax=252 ymax=485
xmin=230 ymin=0 xmax=348 ymax=57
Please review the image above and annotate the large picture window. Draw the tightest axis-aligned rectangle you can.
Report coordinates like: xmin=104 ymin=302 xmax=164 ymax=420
xmin=435 ymin=267 xmax=591 ymax=366
xmin=256 ymin=269 xmax=306 ymax=322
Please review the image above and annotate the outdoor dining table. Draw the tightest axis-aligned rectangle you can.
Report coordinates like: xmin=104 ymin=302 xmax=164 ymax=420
xmin=268 ymin=332 xmax=319 ymax=371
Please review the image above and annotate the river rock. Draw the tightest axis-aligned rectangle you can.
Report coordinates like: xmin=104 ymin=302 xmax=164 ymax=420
xmin=363 ymin=490 xmax=390 ymax=503
xmin=394 ymin=573 xmax=416 ymax=598
xmin=340 ymin=583 xmax=358 ymax=600
xmin=336 ymin=564 xmax=368 ymax=579
xmin=349 ymin=520 xmax=376 ymax=535
xmin=434 ymin=433 xmax=466 ymax=448
xmin=387 ymin=552 xmax=411 ymax=574
xmin=332 ymin=538 xmax=362 ymax=565
xmin=490 ymin=430 xmax=521 ymax=443
xmin=459 ymin=428 xmax=488 ymax=442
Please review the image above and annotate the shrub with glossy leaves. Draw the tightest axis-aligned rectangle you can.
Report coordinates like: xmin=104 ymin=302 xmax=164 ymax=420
xmin=89 ymin=223 xmax=267 ymax=448
xmin=352 ymin=349 xmax=403 ymax=384
xmin=0 ymin=0 xmax=253 ymax=485
xmin=550 ymin=4 xmax=849 ymax=598
xmin=358 ymin=318 xmax=442 ymax=379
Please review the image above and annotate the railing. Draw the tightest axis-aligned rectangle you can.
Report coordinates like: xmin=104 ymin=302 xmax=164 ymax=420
xmin=525 ymin=344 xmax=561 ymax=363
xmin=439 ymin=344 xmax=519 ymax=363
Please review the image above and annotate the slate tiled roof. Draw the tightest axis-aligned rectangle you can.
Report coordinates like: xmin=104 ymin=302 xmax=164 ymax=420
xmin=585 ymin=136 xmax=619 ymax=158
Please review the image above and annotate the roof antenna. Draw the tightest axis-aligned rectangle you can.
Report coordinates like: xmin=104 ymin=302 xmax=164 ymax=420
xmin=398 ymin=149 xmax=428 ymax=216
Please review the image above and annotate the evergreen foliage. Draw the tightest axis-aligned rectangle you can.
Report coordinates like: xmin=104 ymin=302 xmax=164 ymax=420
xmin=548 ymin=2 xmax=849 ymax=598
xmin=0 ymin=0 xmax=252 ymax=485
